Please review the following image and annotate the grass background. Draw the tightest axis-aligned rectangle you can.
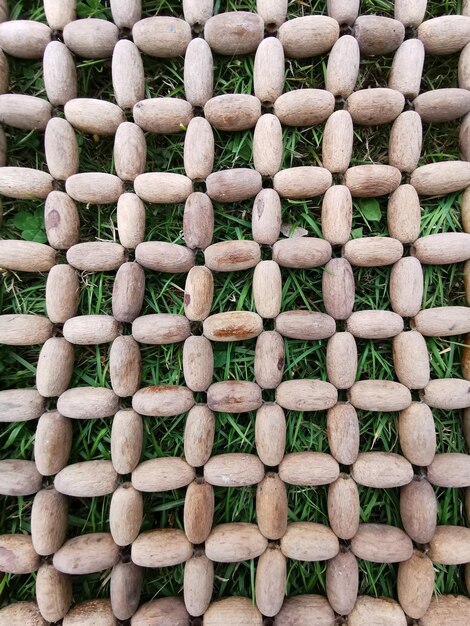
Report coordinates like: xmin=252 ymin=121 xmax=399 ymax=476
xmin=0 ymin=0 xmax=468 ymax=610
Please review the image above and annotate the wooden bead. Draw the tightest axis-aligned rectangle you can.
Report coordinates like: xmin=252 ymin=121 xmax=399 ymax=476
xmin=133 ymin=16 xmax=190 ymax=56
xmin=322 ymin=257 xmax=355 ymax=320
xmin=276 ymin=380 xmax=338 ymax=411
xmin=351 ymin=524 xmax=413 ymax=563
xmin=184 ymin=405 xmax=215 ymax=467
xmin=204 ymin=12 xmax=263 ymax=55
xmin=346 ymin=310 xmax=403 ymax=339
xmin=54 ymin=534 xmax=118 ymax=574
xmin=136 ymin=241 xmax=194 ymax=272
xmin=326 ymin=36 xmax=360 ymax=97
xmin=254 ymin=330 xmax=284 ymax=389
xmin=397 ymin=550 xmax=434 ymax=620
xmin=321 ymin=185 xmax=352 ymax=246
xmin=256 ymin=472 xmax=288 ymax=540
xmin=255 ymin=403 xmax=286 ymax=466
xmin=461 ymin=112 xmax=470 ymax=160
xmin=327 ymin=403 xmax=359 ymax=465
xmin=322 ymin=110 xmax=353 ymax=174
xmin=204 ymin=311 xmax=262 ymax=341
xmin=411 ymin=161 xmax=470 ymax=195
xmin=44 ymin=0 xmax=76 ymax=30
xmin=57 ymin=387 xmax=119 ymax=419
xmin=348 ymin=86 xmax=406 ymax=128
xmin=55 ymin=460 xmax=118 ymax=497
xmin=274 ymin=89 xmax=335 ymax=126
xmin=280 ymin=522 xmax=339 ymax=561
xmin=132 ymin=314 xmax=190 ymax=345
xmin=133 ymin=598 xmax=190 ymax=626
xmin=205 ymin=523 xmax=267 ymax=562
xmin=352 ymin=452 xmax=413 ymax=488
xmin=349 ymin=597 xmax=406 ymax=625
xmin=63 ymin=18 xmax=118 ymax=58
xmin=415 ymin=88 xmax=470 ymax=122
xmin=344 ymin=165 xmax=402 ymax=197
xmin=31 ymin=488 xmax=68 ymax=555
xmin=133 ymin=98 xmax=193 ymax=134
xmin=184 ymin=266 xmax=213 ymax=321
xmin=204 ymin=453 xmax=264 ymax=487
xmin=132 ymin=385 xmax=194 ymax=417
xmin=44 ymin=118 xmax=78 ymax=181
xmin=64 ymin=98 xmax=124 ymax=136
xmin=0 ymin=534 xmax=40 ymax=574
xmin=0 ymin=314 xmax=52 ymax=345
xmin=427 ymin=452 xmax=470 ymax=486
xmin=273 ymin=237 xmax=332 ymax=268
xmin=253 ymin=261 xmax=282 ymax=318
xmin=204 ymin=598 xmax=262 ymax=626
xmin=253 ymin=114 xmax=283 ymax=176
xmin=207 ymin=381 xmax=262 ymax=413
xmin=390 ymin=257 xmax=423 ymax=318
xmin=328 ymin=475 xmax=360 ymax=540
xmin=184 ymin=117 xmax=214 ymax=180
xmin=184 ymin=479 xmax=214 ymax=544
xmin=64 ymin=598 xmax=115 ymax=624
xmin=0 ymin=20 xmax=51 ymax=58
xmin=389 ymin=111 xmax=422 ymax=173
xmin=0 ymin=240 xmax=56 ymax=272
xmin=0 ymin=167 xmax=53 ymax=199
xmin=389 ymin=39 xmax=425 ymax=99
xmin=135 ymin=170 xmax=193 ymax=202
xmin=399 ymin=402 xmax=435 ymax=467
xmin=278 ymin=16 xmax=339 ymax=58
xmin=46 ymin=264 xmax=79 ymax=324
xmin=326 ymin=549 xmax=359 ymax=615
xmin=0 ymin=94 xmax=51 ymax=130
xmin=255 ymin=545 xmax=286 ymax=617
xmin=276 ymin=311 xmax=335 ymax=340
xmin=326 ymin=332 xmax=357 ymax=389
xmin=109 ymin=483 xmax=143 ymax=546
xmin=111 ymin=409 xmax=142 ymax=474
xmin=387 ymin=185 xmax=421 ymax=244
xmin=254 ymin=38 xmax=285 ymax=105
xmin=117 ymin=194 xmax=145 ymax=249
xmin=429 ymin=526 xmax=470 ymax=564
xmin=184 ymin=550 xmax=214 ymax=617
xmin=0 ymin=389 xmax=45 ymax=423
xmin=418 ymin=595 xmax=470 ymax=626
xmin=63 ymin=315 xmax=120 ymax=345
xmin=0 ymin=48 xmax=6 ymax=96
xmin=354 ymin=16 xmax=405 ymax=55
xmin=204 ymin=94 xmax=261 ymax=131
xmin=343 ymin=236 xmax=403 ymax=266
xmin=412 ymin=306 xmax=470 ymax=336
xmin=112 ymin=262 xmax=145 ymax=323
xmin=184 ymin=193 xmax=214 ymax=249
xmin=110 ymin=336 xmax=141 ymax=397
xmin=36 ymin=564 xmax=72 ymax=623
xmin=280 ymin=452 xmax=339 ymax=486
xmin=43 ymin=41 xmax=77 ymax=106
xmin=66 ymin=172 xmax=124 ymax=204
xmin=418 ymin=15 xmax=470 ymax=54
xmin=35 ymin=411 xmax=72 ymax=475
xmin=412 ymin=232 xmax=470 ymax=264
xmin=348 ymin=380 xmax=411 ymax=411
xmin=252 ymin=189 xmax=282 ymax=245
xmin=393 ymin=331 xmax=430 ymax=389
xmin=36 ymin=338 xmax=74 ymax=397
xmin=184 ymin=38 xmax=213 ymax=107
xmin=183 ymin=336 xmax=213 ymax=391
xmin=45 ymin=191 xmax=80 ymax=250
xmin=206 ymin=168 xmax=262 ymax=202
xmin=183 ymin=0 xmax=213 ymax=27
xmin=395 ymin=0 xmax=427 ymax=27
xmin=276 ymin=596 xmax=335 ymax=625
xmin=110 ymin=561 xmax=142 ymax=621
xmin=110 ymin=0 xmax=141 ymax=28
xmin=114 ymin=122 xmax=146 ymax=181
xmin=257 ymin=0 xmax=287 ymax=29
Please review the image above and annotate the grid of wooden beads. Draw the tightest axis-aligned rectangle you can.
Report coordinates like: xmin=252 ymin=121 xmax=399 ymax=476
xmin=1 ymin=0 xmax=470 ymax=624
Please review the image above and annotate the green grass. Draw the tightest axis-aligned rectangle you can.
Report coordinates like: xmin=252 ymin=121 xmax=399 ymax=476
xmin=1 ymin=0 xmax=469 ymax=611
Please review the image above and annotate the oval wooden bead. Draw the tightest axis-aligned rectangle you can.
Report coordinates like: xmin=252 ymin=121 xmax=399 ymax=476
xmin=276 ymin=311 xmax=335 ymax=340
xmin=429 ymin=526 xmax=470 ymax=564
xmin=252 ymin=189 xmax=281 ymax=245
xmin=184 ymin=117 xmax=214 ymax=180
xmin=352 ymin=452 xmax=413 ymax=488
xmin=346 ymin=310 xmax=404 ymax=339
xmin=348 ymin=380 xmax=411 ymax=411
xmin=351 ymin=524 xmax=413 ymax=563
xmin=132 ymin=314 xmax=190 ymax=345
xmin=387 ymin=185 xmax=421 ymax=244
xmin=0 ymin=240 xmax=56 ymax=272
xmin=255 ymin=331 xmax=284 ymax=389
xmin=280 ymin=522 xmax=339 ymax=561
xmin=253 ymin=114 xmax=283 ymax=176
xmin=184 ymin=479 xmax=214 ymax=544
xmin=110 ymin=561 xmax=142 ymax=621
xmin=395 ymin=0 xmax=427 ymax=27
xmin=461 ymin=112 xmax=470 ymax=160
xmin=411 ymin=161 xmax=470 ymax=195
xmin=276 ymin=596 xmax=335 ymax=626
xmin=44 ymin=0 xmax=76 ymax=30
xmin=112 ymin=40 xmax=144 ymax=110
xmin=55 ymin=460 xmax=118 ymax=497
xmin=111 ymin=409 xmax=143 ymax=474
xmin=36 ymin=338 xmax=74 ymax=398
xmin=183 ymin=336 xmax=213 ymax=391
xmin=397 ymin=550 xmax=434 ymax=620
xmin=31 ymin=488 xmax=68 ymax=555
xmin=205 ymin=453 xmax=264 ymax=487
xmin=206 ymin=168 xmax=262 ymax=202
xmin=327 ymin=403 xmax=359 ymax=465
xmin=133 ymin=598 xmax=190 ymax=626
xmin=257 ymin=0 xmax=287 ymax=29
xmin=253 ymin=261 xmax=282 ymax=319
xmin=412 ymin=232 xmax=470 ymax=264
xmin=349 ymin=597 xmax=406 ymax=626
xmin=254 ymin=38 xmax=284 ymax=104
xmin=204 ymin=94 xmax=260 ymax=131
xmin=205 ymin=523 xmax=267 ymax=562
xmin=0 ymin=167 xmax=53 ymax=199
xmin=326 ymin=549 xmax=359 ymax=615
xmin=327 ymin=0 xmax=359 ymax=24
xmin=0 ymin=534 xmax=40 ymax=574
xmin=184 ymin=193 xmax=214 ymax=249
xmin=323 ymin=258 xmax=355 ymax=320
xmin=0 ymin=389 xmax=45 ymax=423
xmin=45 ymin=191 xmax=80 ymax=250
xmin=0 ymin=48 xmax=7 ymax=95
xmin=415 ymin=88 xmax=470 ymax=123
xmin=184 ymin=550 xmax=214 ymax=617
xmin=400 ymin=479 xmax=437 ymax=544
xmin=204 ymin=12 xmax=263 ymax=55
xmin=207 ymin=381 xmax=262 ymax=413
xmin=110 ymin=0 xmax=141 ymax=28
xmin=184 ymin=266 xmax=213 ymax=321
xmin=389 ymin=39 xmax=425 ymax=99
xmin=136 ymin=241 xmax=194 ymax=272
xmin=117 ymin=194 xmax=145 ymax=248
xmin=44 ymin=118 xmax=78 ymax=180
xmin=64 ymin=599 xmax=113 ymax=624
xmin=0 ymin=94 xmax=51 ymax=131
xmin=0 ymin=314 xmax=52 ymax=345
xmin=133 ymin=98 xmax=193 ymax=134
xmin=273 ymin=237 xmax=332 ymax=268
xmin=280 ymin=452 xmax=339 ymax=486
xmin=322 ymin=110 xmax=353 ymax=174
xmin=389 ymin=111 xmax=422 ymax=173
xmin=205 ymin=598 xmax=262 ymax=626
xmin=132 ymin=385 xmax=194 ymax=417
xmin=343 ymin=236 xmax=403 ymax=266
xmin=276 ymin=380 xmax=338 ymax=411
xmin=54 ymin=533 xmax=119 ymax=575
xmin=418 ymin=15 xmax=470 ymax=55
xmin=133 ymin=529 xmax=192 ymax=567
xmin=35 ymin=411 xmax=72 ymax=476
xmin=112 ymin=262 xmax=145 ymax=323
xmin=65 ymin=173 xmax=124 ymax=204
xmin=183 ymin=0 xmax=213 ymax=27
xmin=419 ymin=595 xmax=470 ymax=626
xmin=256 ymin=472 xmax=288 ymax=540
xmin=57 ymin=387 xmax=119 ymax=419
xmin=110 ymin=336 xmax=141 ymax=398
xmin=36 ymin=564 xmax=72 ymax=623
xmin=43 ymin=41 xmax=77 ymax=106
xmin=354 ymin=16 xmax=405 ymax=56
xmin=412 ymin=307 xmax=470 ymax=336
xmin=0 ymin=603 xmax=46 ymax=626
xmin=427 ymin=453 xmax=470 ymax=487
xmin=255 ymin=545 xmax=286 ymax=617
xmin=460 ymin=43 xmax=470 ymax=90
xmin=464 ymin=336 xmax=470 ymax=380
xmin=399 ymin=402 xmax=435 ymax=467
xmin=46 ymin=264 xmax=79 ymax=324
xmin=63 ymin=18 xmax=118 ymax=58
xmin=345 ymin=165 xmax=402 ymax=197
xmin=133 ymin=16 xmax=191 ymax=57
xmin=274 ymin=90 xmax=335 ymax=126
xmin=255 ymin=404 xmax=286 ymax=467
xmin=326 ymin=36 xmax=360 ymax=98
xmin=184 ymin=38 xmax=213 ymax=107
xmin=203 ymin=311 xmax=262 ymax=341
xmin=328 ymin=475 xmax=360 ymax=540
xmin=114 ymin=122 xmax=146 ymax=181
xmin=184 ymin=405 xmax=215 ymax=467
xmin=390 ymin=257 xmax=423 ymax=318
xmin=0 ymin=20 xmax=51 ymax=58
xmin=393 ymin=331 xmax=430 ymax=389
xmin=63 ymin=315 xmax=120 ymax=345
xmin=278 ymin=16 xmax=339 ymax=58
xmin=136 ymin=173 xmax=193 ymax=204
xmin=109 ymin=483 xmax=143 ymax=546
xmin=326 ymin=332 xmax=357 ymax=389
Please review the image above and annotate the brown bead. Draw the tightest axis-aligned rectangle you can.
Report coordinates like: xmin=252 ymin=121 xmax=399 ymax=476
xmin=343 ymin=236 xmax=403 ymax=266
xmin=253 ymin=113 xmax=283 ymax=176
xmin=132 ymin=458 xmax=195 ymax=492
xmin=326 ymin=549 xmax=359 ymax=615
xmin=204 ymin=240 xmax=260 ymax=272
xmin=327 ymin=403 xmax=359 ymax=465
xmin=0 ymin=459 xmax=42 ymax=496
xmin=346 ymin=310 xmax=404 ymax=339
xmin=389 ymin=111 xmax=423 ymax=172
xmin=276 ymin=380 xmax=337 ymax=411
xmin=0 ymin=389 xmax=45 ymax=423
xmin=344 ymin=165 xmax=402 ymax=197
xmin=109 ymin=336 xmax=141 ymax=398
xmin=326 ymin=332 xmax=357 ymax=389
xmin=354 ymin=15 xmax=404 ymax=55
xmin=183 ymin=336 xmax=213 ymax=392
xmin=184 ymin=193 xmax=214 ymax=250
xmin=328 ymin=475 xmax=360 ymax=540
xmin=418 ymin=15 xmax=470 ymax=55
xmin=204 ymin=453 xmax=264 ymax=487
xmin=322 ymin=185 xmax=353 ymax=246
xmin=274 ymin=90 xmax=335 ymax=126
xmin=422 ymin=378 xmax=470 ymax=409
xmin=46 ymin=264 xmax=79 ymax=324
xmin=43 ymin=41 xmax=77 ymax=106
xmin=184 ymin=38 xmax=213 ymax=107
xmin=273 ymin=237 xmax=332 ymax=268
xmin=348 ymin=380 xmax=411 ymax=411
xmin=132 ymin=314 xmax=190 ymax=345
xmin=411 ymin=161 xmax=470 ymax=196
xmin=36 ymin=564 xmax=72 ymax=622
xmin=427 ymin=452 xmax=470 ymax=487
xmin=255 ymin=544 xmax=286 ymax=617
xmin=274 ymin=166 xmax=332 ymax=198
xmin=111 ymin=409 xmax=142 ymax=475
xmin=0 ymin=314 xmax=52 ymax=346
xmin=205 ymin=523 xmax=267 ymax=562
xmin=400 ymin=478 xmax=437 ymax=544
xmin=0 ymin=240 xmax=56 ymax=272
xmin=254 ymin=330 xmax=285 ymax=389
xmin=205 ymin=598 xmax=262 ymax=626
xmin=109 ymin=483 xmax=143 ymax=546
xmin=389 ymin=39 xmax=425 ymax=99
xmin=55 ymin=460 xmax=118 ymax=497
xmin=67 ymin=241 xmax=127 ymax=271
xmin=31 ymin=488 xmax=68 ymax=556
xmin=349 ymin=597 xmax=406 ymax=625
xmin=45 ymin=191 xmax=80 ymax=250
xmin=203 ymin=312 xmax=263 ymax=342
xmin=280 ymin=452 xmax=339 ymax=486
xmin=412 ymin=232 xmax=470 ymax=264
xmin=252 ymin=189 xmax=282 ymax=245
xmin=256 ymin=473 xmax=288 ymax=540
xmin=255 ymin=403 xmax=286 ymax=466
xmin=63 ymin=315 xmax=120 ymax=345
xmin=347 ymin=88 xmax=404 ymax=125
xmin=133 ymin=16 xmax=190 ymax=57
xmin=397 ymin=550 xmax=434 ymax=620
xmin=204 ymin=12 xmax=263 ymax=55
xmin=393 ymin=331 xmax=430 ymax=389
xmin=110 ymin=561 xmax=142 ymax=621
xmin=326 ymin=35 xmax=360 ymax=97
xmin=57 ymin=387 xmax=119 ymax=419
xmin=275 ymin=595 xmax=335 ymax=626
xmin=63 ymin=18 xmax=117 ymax=58
xmin=429 ymin=526 xmax=470 ymax=564
xmin=184 ymin=405 xmax=215 ymax=467
xmin=132 ymin=598 xmax=190 ymax=626
xmin=206 ymin=168 xmax=262 ymax=202
xmin=114 ymin=122 xmax=146 ymax=181
xmin=34 ymin=411 xmax=72 ymax=476
xmin=184 ymin=479 xmax=214 ymax=544
xmin=44 ymin=117 xmax=78 ymax=180
xmin=322 ymin=257 xmax=355 ymax=319
xmin=0 ymin=534 xmax=40 ymax=574
xmin=351 ymin=524 xmax=413 ymax=563
xmin=280 ymin=522 xmax=339 ymax=561
xmin=399 ymin=402 xmax=435 ymax=466
xmin=388 ymin=185 xmax=421 ymax=244
xmin=276 ymin=310 xmax=335 ymax=340
xmin=352 ymin=452 xmax=413 ymax=488
xmin=132 ymin=529 xmax=192 ymax=568
xmin=44 ymin=0 xmax=76 ymax=30
xmin=204 ymin=94 xmax=260 ymax=131
xmin=112 ymin=40 xmax=144 ymax=110
xmin=257 ymin=0 xmax=288 ymax=29
xmin=412 ymin=306 xmax=470 ymax=336
xmin=254 ymin=39 xmax=285 ymax=105
xmin=134 ymin=172 xmax=193 ymax=202
xmin=322 ymin=110 xmax=353 ymax=174
xmin=278 ymin=16 xmax=339 ymax=58
xmin=183 ymin=550 xmax=214 ymax=617
xmin=136 ymin=241 xmax=194 ymax=272
xmin=112 ymin=262 xmax=145 ymax=323
xmin=419 ymin=595 xmax=470 ymax=626
xmin=0 ymin=20 xmax=51 ymax=58
xmin=184 ymin=266 xmax=213 ymax=321
xmin=184 ymin=117 xmax=214 ymax=181
xmin=132 ymin=385 xmax=194 ymax=417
